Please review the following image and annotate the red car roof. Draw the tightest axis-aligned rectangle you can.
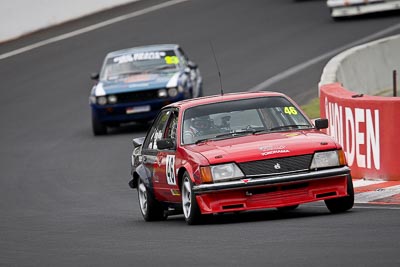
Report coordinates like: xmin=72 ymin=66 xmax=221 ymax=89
xmin=165 ymin=91 xmax=289 ymax=110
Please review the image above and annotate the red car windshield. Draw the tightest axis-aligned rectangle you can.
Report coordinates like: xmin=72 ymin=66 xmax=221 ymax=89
xmin=182 ymin=96 xmax=312 ymax=145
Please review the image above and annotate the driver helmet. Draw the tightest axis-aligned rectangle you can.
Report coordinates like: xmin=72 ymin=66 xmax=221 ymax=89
xmin=191 ymin=116 xmax=212 ymax=134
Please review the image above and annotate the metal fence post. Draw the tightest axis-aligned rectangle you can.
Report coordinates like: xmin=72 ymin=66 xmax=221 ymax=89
xmin=394 ymin=70 xmax=397 ymax=97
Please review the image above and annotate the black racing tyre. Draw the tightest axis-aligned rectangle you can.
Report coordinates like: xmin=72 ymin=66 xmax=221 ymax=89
xmin=197 ymin=84 xmax=204 ymax=98
xmin=137 ymin=179 xmax=166 ymax=221
xmin=181 ymin=172 xmax=202 ymax=225
xmin=277 ymin=205 xmax=299 ymax=211
xmin=92 ymin=112 xmax=107 ymax=136
xmin=325 ymin=175 xmax=354 ymax=213
xmin=107 ymin=122 xmax=120 ymax=128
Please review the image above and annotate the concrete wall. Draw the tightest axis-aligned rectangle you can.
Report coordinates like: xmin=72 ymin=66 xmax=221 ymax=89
xmin=0 ymin=0 xmax=139 ymax=43
xmin=320 ymin=34 xmax=400 ymax=96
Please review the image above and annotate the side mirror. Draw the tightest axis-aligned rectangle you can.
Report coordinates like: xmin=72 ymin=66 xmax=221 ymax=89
xmin=132 ymin=137 xmax=145 ymax=148
xmin=187 ymin=61 xmax=198 ymax=69
xmin=90 ymin=72 xmax=99 ymax=81
xmin=314 ymin=118 xmax=328 ymax=130
xmin=157 ymin=138 xmax=175 ymax=150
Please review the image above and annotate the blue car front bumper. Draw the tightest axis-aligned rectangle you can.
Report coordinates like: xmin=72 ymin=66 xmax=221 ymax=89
xmin=91 ymin=95 xmax=185 ymax=124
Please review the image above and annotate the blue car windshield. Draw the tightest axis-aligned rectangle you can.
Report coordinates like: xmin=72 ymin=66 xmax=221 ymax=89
xmin=101 ymin=50 xmax=179 ymax=80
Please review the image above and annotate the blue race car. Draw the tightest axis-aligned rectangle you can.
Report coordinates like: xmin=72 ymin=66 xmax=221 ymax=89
xmin=89 ymin=44 xmax=203 ymax=135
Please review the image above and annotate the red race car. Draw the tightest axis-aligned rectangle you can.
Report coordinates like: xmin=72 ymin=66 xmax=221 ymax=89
xmin=129 ymin=91 xmax=354 ymax=224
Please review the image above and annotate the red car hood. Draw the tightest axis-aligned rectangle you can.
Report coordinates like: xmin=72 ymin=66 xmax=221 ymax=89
xmin=186 ymin=130 xmax=339 ymax=165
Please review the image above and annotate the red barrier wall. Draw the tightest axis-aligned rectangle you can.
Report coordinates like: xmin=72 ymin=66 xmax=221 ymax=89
xmin=320 ymin=83 xmax=400 ymax=181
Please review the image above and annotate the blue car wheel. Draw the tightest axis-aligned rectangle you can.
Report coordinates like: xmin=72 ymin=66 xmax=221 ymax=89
xmin=92 ymin=111 xmax=107 ymax=135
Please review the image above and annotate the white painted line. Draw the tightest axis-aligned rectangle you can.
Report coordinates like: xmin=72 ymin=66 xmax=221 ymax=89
xmin=355 ymin=185 xmax=400 ymax=203
xmin=249 ymin=22 xmax=400 ymax=91
xmin=304 ymin=202 xmax=400 ymax=209
xmin=0 ymin=0 xmax=189 ymax=61
xmin=352 ymin=179 xmax=385 ymax=187
xmin=352 ymin=205 xmax=400 ymax=210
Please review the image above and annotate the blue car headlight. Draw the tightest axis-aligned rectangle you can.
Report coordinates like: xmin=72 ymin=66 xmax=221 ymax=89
xmin=158 ymin=89 xmax=167 ymax=98
xmin=89 ymin=96 xmax=96 ymax=104
xmin=97 ymin=96 xmax=107 ymax=105
xmin=168 ymin=87 xmax=178 ymax=97
xmin=108 ymin=95 xmax=117 ymax=104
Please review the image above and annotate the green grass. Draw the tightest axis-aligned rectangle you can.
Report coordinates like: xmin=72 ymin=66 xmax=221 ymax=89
xmin=301 ymin=97 xmax=320 ymax=119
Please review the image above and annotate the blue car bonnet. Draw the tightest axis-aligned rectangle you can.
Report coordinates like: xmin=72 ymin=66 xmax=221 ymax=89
xmin=98 ymin=71 xmax=180 ymax=95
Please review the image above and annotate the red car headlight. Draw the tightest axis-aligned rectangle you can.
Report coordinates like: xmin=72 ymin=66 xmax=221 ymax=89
xmin=200 ymin=163 xmax=244 ymax=183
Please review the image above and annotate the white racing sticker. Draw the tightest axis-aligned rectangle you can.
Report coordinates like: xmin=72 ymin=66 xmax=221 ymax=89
xmin=113 ymin=54 xmax=134 ymax=64
xmin=113 ymin=52 xmax=167 ymax=63
xmin=166 ymin=155 xmax=176 ymax=185
xmin=261 ymin=149 xmax=290 ymax=156
xmin=133 ymin=51 xmax=166 ymax=61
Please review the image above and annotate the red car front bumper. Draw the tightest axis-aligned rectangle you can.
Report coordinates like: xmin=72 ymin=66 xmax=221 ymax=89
xmin=194 ymin=167 xmax=350 ymax=214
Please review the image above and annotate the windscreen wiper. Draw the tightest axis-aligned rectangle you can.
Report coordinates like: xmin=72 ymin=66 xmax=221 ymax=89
xmin=269 ymin=124 xmax=312 ymax=131
xmin=194 ymin=138 xmax=211 ymax=144
xmin=152 ymin=65 xmax=175 ymax=71
xmin=215 ymin=129 xmax=256 ymax=139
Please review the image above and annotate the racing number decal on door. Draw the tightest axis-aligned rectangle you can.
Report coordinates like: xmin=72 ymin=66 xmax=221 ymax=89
xmin=166 ymin=155 xmax=176 ymax=185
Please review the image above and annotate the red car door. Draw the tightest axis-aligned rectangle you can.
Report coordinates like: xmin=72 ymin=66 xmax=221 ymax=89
xmin=154 ymin=109 xmax=181 ymax=203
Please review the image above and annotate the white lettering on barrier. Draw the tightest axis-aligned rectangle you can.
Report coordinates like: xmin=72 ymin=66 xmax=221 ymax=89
xmin=345 ymin=107 xmax=355 ymax=166
xmin=355 ymin=108 xmax=365 ymax=168
xmin=366 ymin=109 xmax=380 ymax=169
xmin=324 ymin=98 xmax=380 ymax=170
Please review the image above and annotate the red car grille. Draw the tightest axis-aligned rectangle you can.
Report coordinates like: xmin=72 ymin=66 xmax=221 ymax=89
xmin=238 ymin=154 xmax=313 ymax=177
